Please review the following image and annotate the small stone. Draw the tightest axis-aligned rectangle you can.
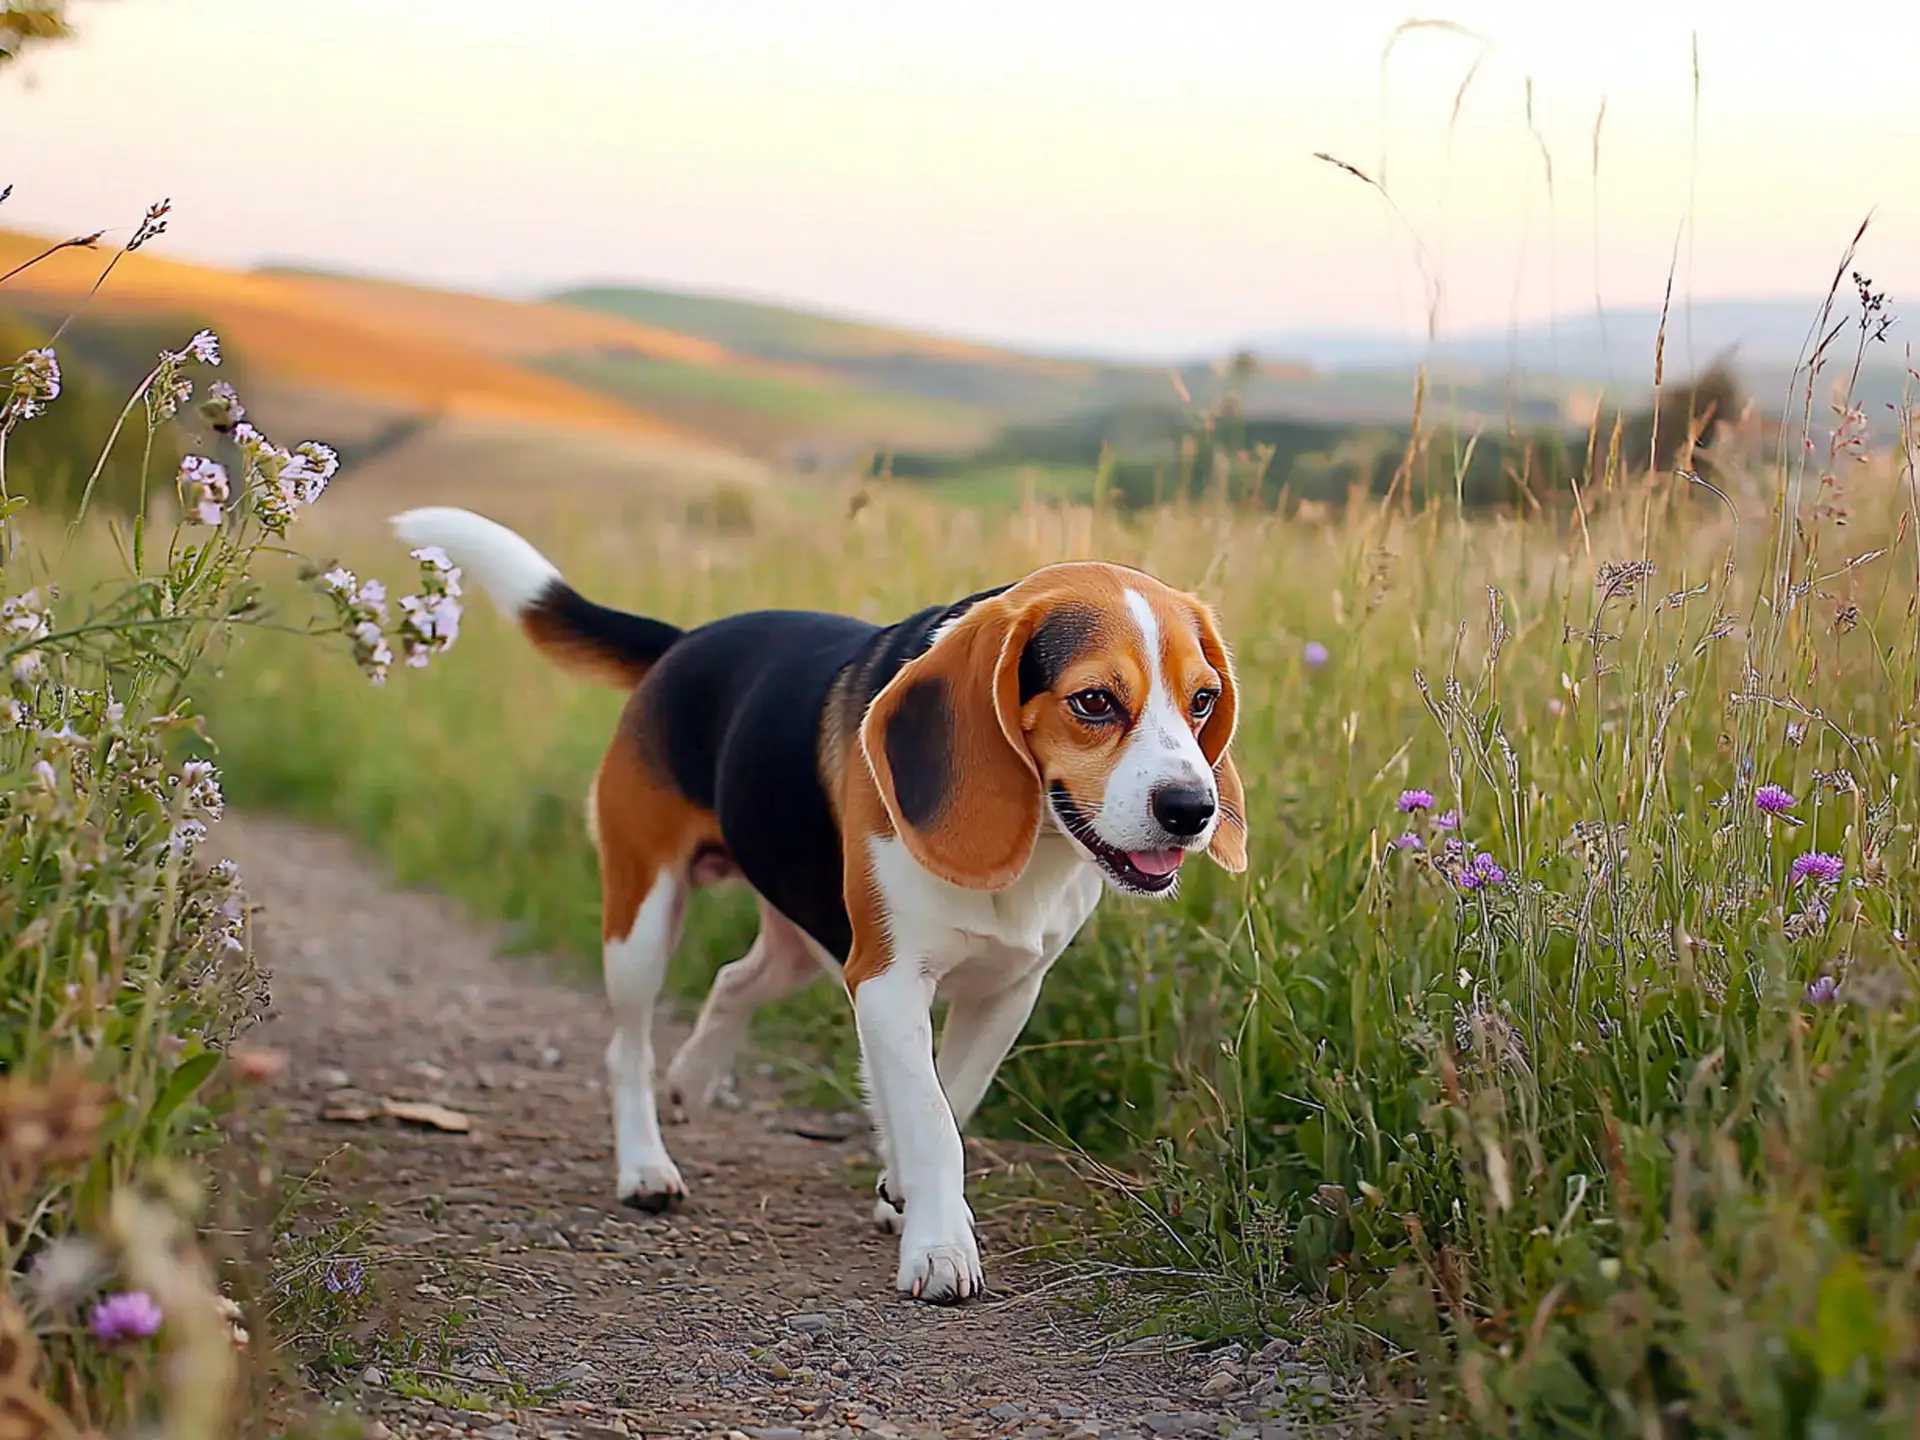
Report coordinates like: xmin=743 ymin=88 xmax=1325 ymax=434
xmin=407 ymin=1059 xmax=449 ymax=1083
xmin=365 ymin=1425 xmax=394 ymax=1440
xmin=559 ymin=1360 xmax=596 ymax=1382
xmin=360 ymin=1365 xmax=386 ymax=1387
xmin=479 ymin=1426 xmax=519 ymax=1440
xmin=1055 ymin=1405 xmax=1085 ymax=1420
xmin=788 ymin=1312 xmax=836 ymax=1333
xmin=1200 ymin=1371 xmax=1240 ymax=1397
xmin=987 ymin=1404 xmax=1024 ymax=1421
xmin=316 ymin=1067 xmax=351 ymax=1089
xmin=764 ymin=1360 xmax=793 ymax=1380
xmin=1256 ymin=1338 xmax=1296 ymax=1364
xmin=1142 ymin=1414 xmax=1218 ymax=1437
xmin=751 ymin=1431 xmax=804 ymax=1440
xmin=539 ymin=1045 xmax=564 ymax=1069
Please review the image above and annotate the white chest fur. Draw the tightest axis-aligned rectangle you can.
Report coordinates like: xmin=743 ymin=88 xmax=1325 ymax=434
xmin=865 ymin=830 xmax=1103 ymax=995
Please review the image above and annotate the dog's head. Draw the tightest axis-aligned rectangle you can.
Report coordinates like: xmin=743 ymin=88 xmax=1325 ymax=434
xmin=861 ymin=563 xmax=1246 ymax=894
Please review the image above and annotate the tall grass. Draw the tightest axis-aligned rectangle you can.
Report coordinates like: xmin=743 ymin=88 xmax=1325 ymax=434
xmin=205 ymin=268 xmax=1920 ymax=1431
xmin=1 ymin=193 xmax=468 ymax=1433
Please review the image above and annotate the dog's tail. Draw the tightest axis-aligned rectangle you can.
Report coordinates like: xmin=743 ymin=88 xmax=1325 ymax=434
xmin=390 ymin=507 xmax=681 ymax=688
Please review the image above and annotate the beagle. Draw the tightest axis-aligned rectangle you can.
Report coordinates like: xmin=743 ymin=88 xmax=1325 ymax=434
xmin=389 ymin=507 xmax=1247 ymax=1303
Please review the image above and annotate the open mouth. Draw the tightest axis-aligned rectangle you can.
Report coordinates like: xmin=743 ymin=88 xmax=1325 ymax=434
xmin=1048 ymin=785 xmax=1185 ymax=895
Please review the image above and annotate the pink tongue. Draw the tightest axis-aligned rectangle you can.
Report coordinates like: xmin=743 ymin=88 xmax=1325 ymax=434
xmin=1128 ymin=849 xmax=1185 ymax=877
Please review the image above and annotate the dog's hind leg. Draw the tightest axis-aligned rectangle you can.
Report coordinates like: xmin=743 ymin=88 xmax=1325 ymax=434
xmin=594 ymin=743 xmax=712 ymax=1213
xmin=665 ymin=897 xmax=824 ymax=1118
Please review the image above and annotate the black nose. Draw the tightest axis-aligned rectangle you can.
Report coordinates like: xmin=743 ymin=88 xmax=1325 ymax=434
xmin=1151 ymin=783 xmax=1216 ymax=839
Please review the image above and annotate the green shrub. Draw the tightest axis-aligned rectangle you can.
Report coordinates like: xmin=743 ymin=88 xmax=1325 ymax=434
xmin=1 ymin=215 xmax=464 ymax=1435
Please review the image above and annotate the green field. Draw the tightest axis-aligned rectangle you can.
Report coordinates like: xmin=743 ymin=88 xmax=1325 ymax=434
xmin=201 ymin=375 xmax=1920 ymax=1432
xmin=543 ymin=350 xmax=991 ymax=454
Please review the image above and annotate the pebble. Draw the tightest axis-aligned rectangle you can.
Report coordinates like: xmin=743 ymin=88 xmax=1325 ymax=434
xmin=360 ymin=1365 xmax=386 ymax=1387
xmin=987 ymin=1403 xmax=1024 ymax=1421
xmin=787 ymin=1312 xmax=836 ymax=1333
xmin=751 ymin=1430 xmax=804 ymax=1440
xmin=1055 ymin=1405 xmax=1085 ymax=1420
xmin=1141 ymin=1413 xmax=1219 ymax=1437
xmin=1200 ymin=1371 xmax=1239 ymax=1397
xmin=478 ymin=1426 xmax=520 ymax=1440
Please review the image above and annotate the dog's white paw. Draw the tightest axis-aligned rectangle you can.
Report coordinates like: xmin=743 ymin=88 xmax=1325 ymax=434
xmin=871 ymin=1195 xmax=905 ymax=1234
xmin=895 ymin=1211 xmax=982 ymax=1303
xmin=617 ymin=1159 xmax=687 ymax=1213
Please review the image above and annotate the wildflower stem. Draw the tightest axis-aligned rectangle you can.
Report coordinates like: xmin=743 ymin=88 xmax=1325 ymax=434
xmin=64 ymin=360 xmax=161 ymax=545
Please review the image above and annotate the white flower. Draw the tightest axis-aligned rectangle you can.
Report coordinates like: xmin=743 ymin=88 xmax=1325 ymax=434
xmin=2 ymin=697 xmax=26 ymax=729
xmin=283 ymin=441 xmax=338 ymax=505
xmin=183 ymin=329 xmax=221 ymax=366
xmin=4 ymin=347 xmax=61 ymax=421
xmin=2 ymin=588 xmax=51 ymax=641
xmin=349 ymin=619 xmax=392 ymax=686
xmin=179 ymin=455 xmax=230 ymax=525
xmin=321 ymin=567 xmax=356 ymax=593
xmin=32 ymin=759 xmax=57 ymax=790
xmin=179 ymin=758 xmax=224 ymax=820
xmin=410 ymin=545 xmax=453 ymax=571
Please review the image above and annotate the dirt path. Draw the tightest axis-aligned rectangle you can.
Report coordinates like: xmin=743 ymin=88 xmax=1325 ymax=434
xmin=218 ymin=816 xmax=1326 ymax=1440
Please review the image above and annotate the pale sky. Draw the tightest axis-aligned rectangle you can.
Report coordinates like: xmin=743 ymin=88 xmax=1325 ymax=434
xmin=2 ymin=0 xmax=1916 ymax=358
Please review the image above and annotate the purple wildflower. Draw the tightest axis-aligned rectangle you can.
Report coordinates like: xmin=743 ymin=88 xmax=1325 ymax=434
xmin=1754 ymin=784 xmax=1796 ymax=815
xmin=89 ymin=1291 xmax=162 ymax=1342
xmin=1303 ymin=641 xmax=1329 ymax=668
xmin=1596 ymin=1017 xmax=1619 ymax=1040
xmin=323 ymin=1260 xmax=365 ymax=1297
xmin=1804 ymin=974 xmax=1841 ymax=1005
xmin=1790 ymin=851 xmax=1844 ymax=885
xmin=1457 ymin=852 xmax=1508 ymax=891
xmin=1390 ymin=831 xmax=1423 ymax=851
xmin=1397 ymin=789 xmax=1436 ymax=813
xmin=1432 ymin=809 xmax=1460 ymax=831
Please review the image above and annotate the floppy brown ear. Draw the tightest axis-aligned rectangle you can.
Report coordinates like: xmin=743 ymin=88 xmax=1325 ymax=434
xmin=861 ymin=599 xmax=1043 ymax=890
xmin=1191 ymin=600 xmax=1248 ymax=873
xmin=1208 ymin=750 xmax=1248 ymax=873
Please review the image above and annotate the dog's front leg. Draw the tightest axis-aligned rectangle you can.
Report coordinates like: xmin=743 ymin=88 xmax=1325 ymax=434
xmin=852 ymin=960 xmax=981 ymax=1302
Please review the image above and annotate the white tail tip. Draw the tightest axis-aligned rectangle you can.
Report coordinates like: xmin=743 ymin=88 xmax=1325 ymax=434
xmin=390 ymin=507 xmax=563 ymax=618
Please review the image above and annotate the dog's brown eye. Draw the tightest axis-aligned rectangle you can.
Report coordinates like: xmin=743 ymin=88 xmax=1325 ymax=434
xmin=1067 ymin=688 xmax=1119 ymax=722
xmin=1190 ymin=689 xmax=1218 ymax=720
